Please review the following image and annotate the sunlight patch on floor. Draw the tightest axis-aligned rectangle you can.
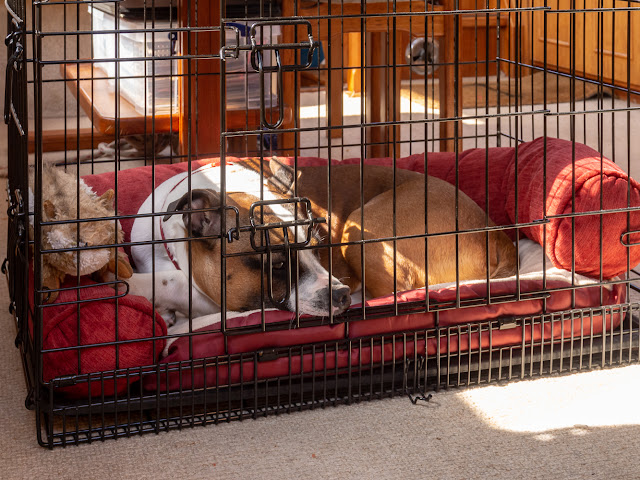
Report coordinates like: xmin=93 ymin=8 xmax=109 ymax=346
xmin=299 ymin=92 xmax=439 ymax=119
xmin=461 ymin=117 xmax=486 ymax=126
xmin=300 ymin=103 xmax=327 ymax=120
xmin=457 ymin=364 xmax=640 ymax=435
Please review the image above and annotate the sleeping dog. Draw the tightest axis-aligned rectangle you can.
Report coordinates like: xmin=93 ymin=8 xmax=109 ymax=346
xmin=126 ymin=158 xmax=517 ymax=325
xmin=268 ymin=159 xmax=518 ymax=299
xmin=127 ymin=160 xmax=350 ymax=325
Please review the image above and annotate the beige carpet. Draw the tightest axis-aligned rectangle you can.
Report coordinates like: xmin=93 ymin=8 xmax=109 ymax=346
xmin=1 ymin=180 xmax=640 ymax=478
xmin=404 ymin=72 xmax=608 ymax=110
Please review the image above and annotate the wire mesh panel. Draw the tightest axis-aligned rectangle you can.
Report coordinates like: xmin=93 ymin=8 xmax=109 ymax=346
xmin=4 ymin=0 xmax=640 ymax=447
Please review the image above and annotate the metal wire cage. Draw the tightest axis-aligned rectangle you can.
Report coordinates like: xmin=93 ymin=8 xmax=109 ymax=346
xmin=4 ymin=0 xmax=640 ymax=448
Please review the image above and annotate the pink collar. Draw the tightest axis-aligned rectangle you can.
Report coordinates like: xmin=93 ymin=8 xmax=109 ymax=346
xmin=159 ymin=217 xmax=182 ymax=271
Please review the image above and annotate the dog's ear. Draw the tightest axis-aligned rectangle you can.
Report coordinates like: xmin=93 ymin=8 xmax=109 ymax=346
xmin=268 ymin=157 xmax=301 ymax=195
xmin=163 ymin=189 xmax=222 ymax=241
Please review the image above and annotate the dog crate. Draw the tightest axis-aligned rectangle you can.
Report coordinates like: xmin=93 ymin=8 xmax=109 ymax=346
xmin=5 ymin=0 xmax=640 ymax=448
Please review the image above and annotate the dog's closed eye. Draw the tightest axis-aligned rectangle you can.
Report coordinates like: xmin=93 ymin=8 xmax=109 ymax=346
xmin=267 ymin=252 xmax=287 ymax=271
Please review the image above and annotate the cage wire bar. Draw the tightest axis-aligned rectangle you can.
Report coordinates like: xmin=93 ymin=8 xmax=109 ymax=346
xmin=3 ymin=0 xmax=640 ymax=447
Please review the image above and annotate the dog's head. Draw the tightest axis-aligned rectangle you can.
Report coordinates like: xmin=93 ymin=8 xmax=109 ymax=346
xmin=163 ymin=188 xmax=351 ymax=317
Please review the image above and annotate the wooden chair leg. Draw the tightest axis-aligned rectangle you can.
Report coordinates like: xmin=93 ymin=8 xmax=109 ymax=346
xmin=346 ymin=32 xmax=362 ymax=95
xmin=328 ymin=32 xmax=344 ymax=139
xmin=366 ymin=31 xmax=402 ymax=159
xmin=438 ymin=8 xmax=463 ymax=153
xmin=365 ymin=32 xmax=385 ymax=158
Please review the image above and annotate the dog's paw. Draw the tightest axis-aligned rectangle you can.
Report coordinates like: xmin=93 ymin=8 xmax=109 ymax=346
xmin=161 ymin=310 xmax=177 ymax=328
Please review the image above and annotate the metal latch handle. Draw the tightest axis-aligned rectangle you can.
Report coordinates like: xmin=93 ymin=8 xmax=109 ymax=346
xmin=225 ymin=196 xmax=325 ymax=306
xmin=621 ymin=230 xmax=640 ymax=247
xmin=256 ymin=49 xmax=284 ymax=130
xmin=248 ymin=20 xmax=320 ymax=130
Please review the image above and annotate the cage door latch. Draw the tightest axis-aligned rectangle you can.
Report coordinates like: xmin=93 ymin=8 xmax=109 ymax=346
xmin=225 ymin=196 xmax=325 ymax=251
xmin=249 ymin=20 xmax=320 ymax=129
xmin=247 ymin=197 xmax=324 ymax=252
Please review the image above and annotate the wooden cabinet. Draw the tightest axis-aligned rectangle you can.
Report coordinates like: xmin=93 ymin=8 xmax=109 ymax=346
xmin=528 ymin=0 xmax=640 ymax=91
xmin=531 ymin=0 xmax=585 ymax=75
xmin=583 ymin=0 xmax=639 ymax=89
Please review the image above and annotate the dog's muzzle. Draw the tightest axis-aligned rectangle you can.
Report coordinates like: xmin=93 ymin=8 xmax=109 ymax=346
xmin=330 ymin=284 xmax=351 ymax=314
xmin=280 ymin=272 xmax=352 ymax=317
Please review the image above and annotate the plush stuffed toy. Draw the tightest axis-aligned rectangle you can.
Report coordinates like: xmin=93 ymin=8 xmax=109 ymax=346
xmin=29 ymin=165 xmax=133 ymax=302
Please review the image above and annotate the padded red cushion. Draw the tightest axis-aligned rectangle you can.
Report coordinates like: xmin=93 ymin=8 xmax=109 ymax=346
xmin=75 ymin=139 xmax=637 ymax=394
xmin=146 ymin=281 xmax=624 ymax=392
xmin=162 ymin=310 xmax=345 ymax=360
xmin=349 ymin=278 xmax=624 ymax=337
xmin=84 ymin=138 xmax=640 ymax=276
xmin=503 ymin=137 xmax=640 ymax=278
xmin=29 ymin=270 xmax=166 ymax=399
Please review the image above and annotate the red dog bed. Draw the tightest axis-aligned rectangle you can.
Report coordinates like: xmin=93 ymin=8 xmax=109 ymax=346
xmin=146 ymin=278 xmax=623 ymax=392
xmin=83 ymin=137 xmax=640 ymax=278
xmin=40 ymin=137 xmax=637 ymax=396
xmin=29 ymin=270 xmax=166 ymax=398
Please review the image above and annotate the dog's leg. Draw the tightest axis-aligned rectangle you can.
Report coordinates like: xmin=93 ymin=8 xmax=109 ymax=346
xmin=126 ymin=270 xmax=219 ymax=323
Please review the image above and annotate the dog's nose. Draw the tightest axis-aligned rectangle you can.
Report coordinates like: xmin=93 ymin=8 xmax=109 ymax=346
xmin=332 ymin=286 xmax=351 ymax=312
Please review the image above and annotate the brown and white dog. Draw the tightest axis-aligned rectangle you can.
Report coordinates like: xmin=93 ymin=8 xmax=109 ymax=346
xmin=127 ymin=160 xmax=352 ymax=325
xmin=268 ymin=159 xmax=518 ymax=299
xmin=127 ymin=158 xmax=517 ymax=326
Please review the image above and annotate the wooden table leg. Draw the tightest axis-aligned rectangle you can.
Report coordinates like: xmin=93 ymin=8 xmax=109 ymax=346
xmin=328 ymin=31 xmax=344 ymax=140
xmin=346 ymin=32 xmax=362 ymax=95
xmin=179 ymin=0 xmax=221 ymax=159
xmin=391 ymin=31 xmax=405 ymax=159
xmin=438 ymin=7 xmax=463 ymax=153
xmin=281 ymin=28 xmax=345 ymax=153
xmin=365 ymin=31 xmax=402 ymax=159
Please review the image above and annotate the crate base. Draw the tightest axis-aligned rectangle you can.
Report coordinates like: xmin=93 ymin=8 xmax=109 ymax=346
xmin=39 ymin=322 xmax=639 ymax=447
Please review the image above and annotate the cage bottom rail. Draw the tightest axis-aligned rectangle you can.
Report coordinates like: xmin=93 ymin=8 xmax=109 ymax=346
xmin=37 ymin=323 xmax=639 ymax=448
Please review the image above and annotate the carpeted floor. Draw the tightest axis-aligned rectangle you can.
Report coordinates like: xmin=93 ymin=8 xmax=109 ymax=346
xmin=1 ymin=177 xmax=640 ymax=479
xmin=402 ymin=71 xmax=610 ymax=111
xmin=2 ymin=63 xmax=640 ymax=475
